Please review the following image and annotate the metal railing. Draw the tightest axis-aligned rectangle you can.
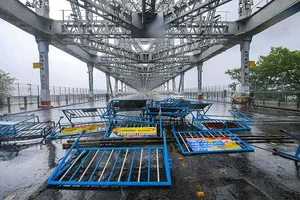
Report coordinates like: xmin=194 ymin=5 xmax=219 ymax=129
xmin=3 ymin=83 xmax=133 ymax=107
xmin=159 ymin=85 xmax=300 ymax=110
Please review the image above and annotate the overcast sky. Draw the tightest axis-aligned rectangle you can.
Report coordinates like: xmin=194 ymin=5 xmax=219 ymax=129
xmin=0 ymin=0 xmax=300 ymax=91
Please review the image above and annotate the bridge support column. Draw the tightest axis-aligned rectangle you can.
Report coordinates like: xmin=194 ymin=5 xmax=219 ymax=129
xmin=197 ymin=63 xmax=203 ymax=99
xmin=172 ymin=77 xmax=176 ymax=92
xmin=36 ymin=38 xmax=51 ymax=107
xmin=115 ymin=78 xmax=118 ymax=97
xmin=106 ymin=73 xmax=113 ymax=97
xmin=167 ymin=81 xmax=170 ymax=94
xmin=178 ymin=72 xmax=184 ymax=93
xmin=240 ymin=37 xmax=252 ymax=93
xmin=238 ymin=0 xmax=253 ymax=19
xmin=121 ymin=81 xmax=124 ymax=95
xmin=87 ymin=63 xmax=94 ymax=100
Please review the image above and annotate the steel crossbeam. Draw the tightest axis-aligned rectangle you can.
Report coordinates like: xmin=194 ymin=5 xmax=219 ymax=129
xmin=1 ymin=0 xmax=300 ymax=92
xmin=67 ymin=0 xmax=140 ymax=32
xmin=47 ymin=131 xmax=171 ymax=187
xmin=163 ymin=0 xmax=232 ymax=27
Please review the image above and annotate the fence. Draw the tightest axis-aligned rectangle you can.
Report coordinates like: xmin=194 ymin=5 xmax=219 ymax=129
xmin=3 ymin=83 xmax=133 ymax=107
xmin=160 ymin=85 xmax=300 ymax=110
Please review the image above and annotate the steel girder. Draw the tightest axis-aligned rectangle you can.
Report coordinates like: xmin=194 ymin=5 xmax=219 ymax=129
xmin=58 ymin=19 xmax=233 ymax=38
xmin=1 ymin=0 xmax=300 ymax=92
xmin=163 ymin=0 xmax=232 ymax=27
xmin=67 ymin=0 xmax=139 ymax=31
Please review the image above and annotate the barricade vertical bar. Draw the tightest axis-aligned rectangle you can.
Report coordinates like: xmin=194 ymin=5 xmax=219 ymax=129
xmin=128 ymin=149 xmax=136 ymax=182
xmin=118 ymin=149 xmax=129 ymax=182
xmin=108 ymin=150 xmax=121 ymax=182
xmin=156 ymin=149 xmax=160 ymax=182
xmin=88 ymin=150 xmax=107 ymax=182
xmin=98 ymin=150 xmax=114 ymax=181
xmin=138 ymin=149 xmax=143 ymax=182
xmin=148 ymin=149 xmax=151 ymax=182
xmin=79 ymin=150 xmax=99 ymax=181
xmin=68 ymin=150 xmax=92 ymax=181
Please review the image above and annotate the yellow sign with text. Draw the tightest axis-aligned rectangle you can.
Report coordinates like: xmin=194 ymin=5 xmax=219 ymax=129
xmin=112 ymin=127 xmax=157 ymax=137
xmin=249 ymin=61 xmax=255 ymax=67
xmin=33 ymin=62 xmax=40 ymax=69
xmin=61 ymin=125 xmax=99 ymax=134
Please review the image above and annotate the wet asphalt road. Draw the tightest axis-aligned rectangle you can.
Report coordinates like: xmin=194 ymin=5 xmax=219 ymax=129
xmin=1 ymin=94 xmax=300 ymax=200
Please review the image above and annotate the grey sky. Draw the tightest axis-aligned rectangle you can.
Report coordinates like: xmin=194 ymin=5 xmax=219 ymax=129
xmin=0 ymin=0 xmax=300 ymax=90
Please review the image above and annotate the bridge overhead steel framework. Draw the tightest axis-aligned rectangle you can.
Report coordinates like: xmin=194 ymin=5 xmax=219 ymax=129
xmin=1 ymin=0 xmax=300 ymax=105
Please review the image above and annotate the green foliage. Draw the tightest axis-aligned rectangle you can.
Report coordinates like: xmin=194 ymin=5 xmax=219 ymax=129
xmin=0 ymin=70 xmax=16 ymax=105
xmin=225 ymin=47 xmax=300 ymax=91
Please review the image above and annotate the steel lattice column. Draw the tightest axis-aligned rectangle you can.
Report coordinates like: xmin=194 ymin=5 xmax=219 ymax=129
xmin=172 ymin=77 xmax=176 ymax=92
xmin=121 ymin=81 xmax=124 ymax=95
xmin=238 ymin=0 xmax=253 ymax=19
xmin=35 ymin=0 xmax=50 ymax=17
xmin=240 ymin=37 xmax=252 ymax=93
xmin=178 ymin=72 xmax=184 ymax=93
xmin=167 ymin=81 xmax=169 ymax=94
xmin=87 ymin=63 xmax=94 ymax=100
xmin=197 ymin=63 xmax=203 ymax=99
xmin=106 ymin=73 xmax=113 ymax=97
xmin=115 ymin=78 xmax=118 ymax=97
xmin=36 ymin=37 xmax=51 ymax=107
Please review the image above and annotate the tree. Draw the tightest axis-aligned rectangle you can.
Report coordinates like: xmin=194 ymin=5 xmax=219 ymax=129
xmin=225 ymin=47 xmax=300 ymax=91
xmin=0 ymin=70 xmax=16 ymax=105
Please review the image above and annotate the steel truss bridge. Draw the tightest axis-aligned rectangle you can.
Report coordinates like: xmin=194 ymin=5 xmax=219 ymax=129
xmin=0 ymin=0 xmax=300 ymax=105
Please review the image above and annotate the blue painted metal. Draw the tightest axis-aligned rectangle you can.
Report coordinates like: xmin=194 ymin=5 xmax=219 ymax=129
xmin=47 ymin=131 xmax=172 ymax=187
xmin=0 ymin=114 xmax=53 ymax=142
xmin=49 ymin=107 xmax=109 ymax=139
xmin=171 ymin=127 xmax=254 ymax=155
xmin=0 ymin=114 xmax=39 ymax=134
xmin=276 ymin=130 xmax=300 ymax=162
xmin=62 ymin=107 xmax=107 ymax=125
xmin=146 ymin=107 xmax=190 ymax=118
xmin=49 ymin=121 xmax=108 ymax=139
xmin=102 ymin=99 xmax=153 ymax=123
xmin=191 ymin=109 xmax=252 ymax=131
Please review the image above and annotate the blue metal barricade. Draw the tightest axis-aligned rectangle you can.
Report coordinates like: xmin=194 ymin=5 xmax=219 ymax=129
xmin=47 ymin=131 xmax=172 ymax=187
xmin=0 ymin=114 xmax=39 ymax=134
xmin=50 ymin=107 xmax=109 ymax=139
xmin=171 ymin=127 xmax=254 ymax=155
xmin=190 ymin=109 xmax=252 ymax=131
xmin=62 ymin=107 xmax=107 ymax=125
xmin=0 ymin=114 xmax=53 ymax=142
xmin=273 ymin=130 xmax=300 ymax=162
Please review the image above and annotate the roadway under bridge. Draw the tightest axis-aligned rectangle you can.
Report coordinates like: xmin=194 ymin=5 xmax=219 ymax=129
xmin=1 ymin=0 xmax=300 ymax=106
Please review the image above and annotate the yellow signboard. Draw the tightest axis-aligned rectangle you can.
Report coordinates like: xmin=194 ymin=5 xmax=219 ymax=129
xmin=33 ymin=62 xmax=40 ymax=69
xmin=61 ymin=125 xmax=99 ymax=134
xmin=186 ymin=137 xmax=241 ymax=151
xmin=112 ymin=127 xmax=157 ymax=137
xmin=249 ymin=61 xmax=255 ymax=67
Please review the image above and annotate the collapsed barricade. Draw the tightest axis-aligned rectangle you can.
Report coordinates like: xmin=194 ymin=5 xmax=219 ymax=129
xmin=47 ymin=98 xmax=256 ymax=187
xmin=49 ymin=107 xmax=108 ymax=139
xmin=102 ymin=99 xmax=153 ymax=123
xmin=191 ymin=110 xmax=252 ymax=131
xmin=0 ymin=114 xmax=54 ymax=143
xmin=47 ymin=129 xmax=172 ymax=187
xmin=171 ymin=128 xmax=254 ymax=155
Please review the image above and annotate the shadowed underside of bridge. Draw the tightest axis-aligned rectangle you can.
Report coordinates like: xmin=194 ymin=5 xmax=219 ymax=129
xmin=0 ymin=0 xmax=300 ymax=103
